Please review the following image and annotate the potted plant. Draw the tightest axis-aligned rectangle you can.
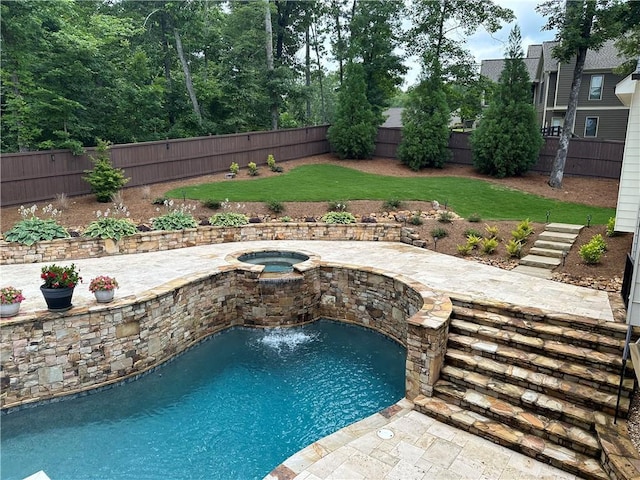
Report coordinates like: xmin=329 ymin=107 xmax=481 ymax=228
xmin=89 ymin=275 xmax=119 ymax=303
xmin=40 ymin=263 xmax=81 ymax=312
xmin=0 ymin=286 xmax=25 ymax=318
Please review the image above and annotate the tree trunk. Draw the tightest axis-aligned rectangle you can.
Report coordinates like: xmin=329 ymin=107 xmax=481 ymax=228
xmin=311 ymin=23 xmax=326 ymax=123
xmin=548 ymin=49 xmax=588 ymax=188
xmin=265 ymin=0 xmax=278 ymax=130
xmin=305 ymin=23 xmax=311 ymax=124
xmin=174 ymin=28 xmax=203 ymax=126
xmin=160 ymin=15 xmax=175 ymax=126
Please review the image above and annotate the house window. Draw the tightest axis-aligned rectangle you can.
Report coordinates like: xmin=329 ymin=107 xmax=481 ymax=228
xmin=584 ymin=117 xmax=599 ymax=137
xmin=589 ymin=75 xmax=603 ymax=100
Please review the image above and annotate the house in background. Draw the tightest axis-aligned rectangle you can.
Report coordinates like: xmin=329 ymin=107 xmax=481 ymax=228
xmin=480 ymin=40 xmax=630 ymax=141
xmin=614 ymin=63 xmax=640 ymax=325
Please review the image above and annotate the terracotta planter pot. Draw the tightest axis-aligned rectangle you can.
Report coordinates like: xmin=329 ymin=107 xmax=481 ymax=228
xmin=40 ymin=286 xmax=75 ymax=312
xmin=0 ymin=302 xmax=21 ymax=318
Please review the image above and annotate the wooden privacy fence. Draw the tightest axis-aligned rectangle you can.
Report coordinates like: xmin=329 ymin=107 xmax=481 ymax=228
xmin=0 ymin=126 xmax=330 ymax=206
xmin=1 ymin=126 xmax=624 ymax=206
xmin=374 ymin=129 xmax=624 ymax=180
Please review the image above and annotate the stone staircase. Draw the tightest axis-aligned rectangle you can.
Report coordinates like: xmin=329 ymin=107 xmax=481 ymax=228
xmin=414 ymin=302 xmax=636 ymax=480
xmin=513 ymin=223 xmax=583 ymax=279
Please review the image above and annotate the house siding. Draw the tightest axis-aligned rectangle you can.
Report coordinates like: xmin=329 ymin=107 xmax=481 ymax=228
xmin=574 ymin=109 xmax=629 ymax=141
xmin=579 ymin=72 xmax=627 ymax=106
xmin=556 ymin=58 xmax=577 ymax=102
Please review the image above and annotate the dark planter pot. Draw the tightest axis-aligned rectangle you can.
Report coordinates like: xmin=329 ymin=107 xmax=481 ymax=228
xmin=40 ymin=286 xmax=75 ymax=312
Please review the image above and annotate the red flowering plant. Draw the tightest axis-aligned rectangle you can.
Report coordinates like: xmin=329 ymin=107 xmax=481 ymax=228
xmin=88 ymin=276 xmax=119 ymax=293
xmin=40 ymin=263 xmax=81 ymax=289
xmin=0 ymin=286 xmax=25 ymax=305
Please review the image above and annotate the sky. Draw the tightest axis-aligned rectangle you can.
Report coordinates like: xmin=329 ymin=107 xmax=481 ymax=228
xmin=403 ymin=0 xmax=556 ymax=88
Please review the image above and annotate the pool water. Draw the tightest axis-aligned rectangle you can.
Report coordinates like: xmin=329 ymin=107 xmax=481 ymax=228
xmin=1 ymin=320 xmax=405 ymax=480
xmin=238 ymin=250 xmax=309 ymax=273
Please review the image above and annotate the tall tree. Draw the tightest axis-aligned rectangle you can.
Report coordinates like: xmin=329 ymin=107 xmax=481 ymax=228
xmin=470 ymin=26 xmax=543 ymax=178
xmin=348 ymin=0 xmax=406 ymax=123
xmin=326 ymin=62 xmax=377 ymax=159
xmin=537 ymin=0 xmax=630 ymax=188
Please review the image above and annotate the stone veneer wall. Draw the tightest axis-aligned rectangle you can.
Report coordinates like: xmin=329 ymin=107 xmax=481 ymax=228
xmin=0 ymin=223 xmax=403 ymax=265
xmin=0 ymin=264 xmax=451 ymax=411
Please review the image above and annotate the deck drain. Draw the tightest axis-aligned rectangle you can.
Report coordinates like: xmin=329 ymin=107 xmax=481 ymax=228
xmin=377 ymin=428 xmax=394 ymax=440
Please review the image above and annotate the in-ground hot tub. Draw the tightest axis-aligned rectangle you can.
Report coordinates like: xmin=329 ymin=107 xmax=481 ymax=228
xmin=237 ymin=250 xmax=310 ymax=273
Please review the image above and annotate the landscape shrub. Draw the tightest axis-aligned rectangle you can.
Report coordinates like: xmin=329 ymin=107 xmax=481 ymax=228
xmin=152 ymin=201 xmax=198 ymax=231
xmin=83 ymin=139 xmax=130 ymax=202
xmin=209 ymin=212 xmax=249 ymax=227
xmin=606 ymin=217 xmax=617 ymax=237
xmin=481 ymin=237 xmax=499 ymax=254
xmin=457 ymin=244 xmax=473 ymax=255
xmin=4 ymin=204 xmax=69 ymax=246
xmin=266 ymin=200 xmax=285 ymax=214
xmin=202 ymin=199 xmax=222 ymax=210
xmin=84 ymin=204 xmax=137 ymax=240
xmin=409 ymin=213 xmax=423 ymax=225
xmin=247 ymin=162 xmax=259 ymax=176
xmin=464 ymin=228 xmax=483 ymax=239
xmin=229 ymin=162 xmax=239 ymax=175
xmin=467 ymin=213 xmax=482 ymax=223
xmin=505 ymin=239 xmax=523 ymax=258
xmin=485 ymin=224 xmax=500 ymax=240
xmin=321 ymin=212 xmax=356 ymax=224
xmin=466 ymin=234 xmax=482 ymax=249
xmin=438 ymin=211 xmax=454 ymax=223
xmin=383 ymin=198 xmax=402 ymax=210
xmin=579 ymin=234 xmax=608 ymax=264
xmin=328 ymin=201 xmax=348 ymax=212
xmin=431 ymin=227 xmax=448 ymax=239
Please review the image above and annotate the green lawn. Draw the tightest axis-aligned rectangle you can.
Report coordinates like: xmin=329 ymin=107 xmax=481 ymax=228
xmin=166 ymin=164 xmax=615 ymax=225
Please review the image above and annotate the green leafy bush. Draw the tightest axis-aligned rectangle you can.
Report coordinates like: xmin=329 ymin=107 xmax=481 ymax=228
xmin=202 ymin=199 xmax=222 ymax=210
xmin=457 ymin=244 xmax=473 ymax=256
xmin=409 ymin=213 xmax=423 ymax=225
xmin=481 ymin=237 xmax=499 ymax=254
xmin=83 ymin=140 xmax=130 ymax=202
xmin=209 ymin=212 xmax=249 ymax=227
xmin=579 ymin=234 xmax=608 ymax=264
xmin=84 ymin=204 xmax=137 ymax=240
xmin=606 ymin=217 xmax=618 ymax=237
xmin=279 ymin=216 xmax=292 ymax=223
xmin=505 ymin=239 xmax=523 ymax=258
xmin=229 ymin=162 xmax=239 ymax=175
xmin=485 ymin=224 xmax=500 ymax=240
xmin=438 ymin=211 xmax=454 ymax=223
xmin=266 ymin=154 xmax=283 ymax=172
xmin=464 ymin=228 xmax=483 ymax=238
xmin=383 ymin=198 xmax=402 ymax=210
xmin=466 ymin=234 xmax=482 ymax=249
xmin=152 ymin=201 xmax=198 ymax=231
xmin=517 ymin=218 xmax=534 ymax=236
xmin=266 ymin=200 xmax=285 ymax=214
xmin=431 ymin=227 xmax=448 ymax=239
xmin=4 ymin=204 xmax=69 ymax=246
xmin=247 ymin=162 xmax=259 ymax=176
xmin=321 ymin=212 xmax=356 ymax=224
xmin=511 ymin=228 xmax=530 ymax=243
xmin=467 ymin=213 xmax=482 ymax=223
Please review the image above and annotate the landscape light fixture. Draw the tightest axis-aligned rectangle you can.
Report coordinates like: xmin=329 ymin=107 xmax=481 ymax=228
xmin=432 ymin=235 xmax=438 ymax=251
xmin=546 ymin=210 xmax=551 ymax=223
xmin=586 ymin=214 xmax=592 ymax=227
xmin=562 ymin=250 xmax=568 ymax=266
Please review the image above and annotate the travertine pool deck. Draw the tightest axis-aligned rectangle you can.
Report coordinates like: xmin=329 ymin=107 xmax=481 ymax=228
xmin=2 ymin=240 xmax=609 ymax=479
xmin=1 ymin=240 xmax=612 ymax=321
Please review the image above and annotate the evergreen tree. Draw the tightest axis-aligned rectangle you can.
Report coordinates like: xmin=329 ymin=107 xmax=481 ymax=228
xmin=470 ymin=26 xmax=543 ymax=178
xmin=326 ymin=62 xmax=377 ymax=159
xmin=397 ymin=70 xmax=451 ymax=170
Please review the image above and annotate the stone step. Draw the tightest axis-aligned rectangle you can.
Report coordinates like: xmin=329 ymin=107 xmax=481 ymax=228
xmin=447 ymin=333 xmax=634 ymax=395
xmin=449 ymin=318 xmax=625 ymax=374
xmin=519 ymin=254 xmax=561 ymax=269
xmin=414 ymin=395 xmax=610 ymax=480
xmin=511 ymin=265 xmax=553 ymax=279
xmin=528 ymin=247 xmax=566 ymax=258
xmin=439 ymin=364 xmax=612 ymax=428
xmin=444 ymin=349 xmax=628 ymax=416
xmin=450 ymin=301 xmax=632 ymax=340
xmin=545 ymin=223 xmax=584 ymax=235
xmin=433 ymin=380 xmax=601 ymax=456
xmin=452 ymin=306 xmax=626 ymax=354
xmin=538 ymin=231 xmax=579 ymax=244
xmin=533 ymin=239 xmax=572 ymax=251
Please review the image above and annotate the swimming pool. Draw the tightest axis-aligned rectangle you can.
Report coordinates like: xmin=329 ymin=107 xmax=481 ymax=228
xmin=1 ymin=320 xmax=405 ymax=480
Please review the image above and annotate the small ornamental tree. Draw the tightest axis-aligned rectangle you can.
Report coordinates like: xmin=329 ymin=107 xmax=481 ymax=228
xmin=398 ymin=73 xmax=451 ymax=170
xmin=471 ymin=26 xmax=543 ymax=178
xmin=327 ymin=62 xmax=377 ymax=159
xmin=83 ymin=139 xmax=130 ymax=202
